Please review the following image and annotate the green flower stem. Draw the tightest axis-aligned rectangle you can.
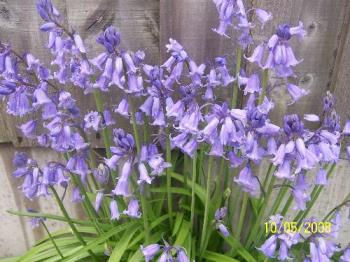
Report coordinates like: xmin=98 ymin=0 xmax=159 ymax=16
xmin=200 ymin=156 xmax=214 ymax=255
xmin=190 ymin=153 xmax=197 ymax=258
xmin=280 ymin=193 xmax=294 ymax=216
xmin=231 ymin=48 xmax=242 ymax=108
xmin=69 ymin=174 xmax=104 ymax=235
xmin=165 ymin=126 xmax=174 ymax=227
xmin=41 ymin=221 xmax=64 ymax=258
xmin=295 ymin=163 xmax=336 ymax=226
xmin=128 ymin=97 xmax=150 ymax=244
xmin=50 ymin=186 xmax=98 ymax=261
xmin=93 ymin=90 xmax=116 ymax=180
xmin=269 ymin=183 xmax=289 ymax=215
xmin=323 ymin=193 xmax=350 ymax=221
xmin=236 ymin=192 xmax=248 ymax=239
xmin=259 ymin=69 xmax=269 ymax=104
xmin=245 ymin=165 xmax=276 ymax=247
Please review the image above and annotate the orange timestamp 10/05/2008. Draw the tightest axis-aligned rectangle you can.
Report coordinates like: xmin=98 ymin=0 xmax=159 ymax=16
xmin=265 ymin=221 xmax=332 ymax=235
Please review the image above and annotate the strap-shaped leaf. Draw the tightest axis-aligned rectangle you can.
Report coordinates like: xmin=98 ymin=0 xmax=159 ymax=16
xmin=108 ymin=226 xmax=140 ymax=262
xmin=203 ymin=251 xmax=240 ymax=262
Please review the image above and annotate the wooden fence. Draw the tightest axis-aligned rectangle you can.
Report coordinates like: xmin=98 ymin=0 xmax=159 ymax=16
xmin=0 ymin=0 xmax=350 ymax=257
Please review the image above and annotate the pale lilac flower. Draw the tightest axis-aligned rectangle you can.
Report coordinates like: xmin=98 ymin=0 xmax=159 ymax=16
xmin=292 ymin=174 xmax=310 ymax=210
xmin=177 ymin=248 xmax=190 ymax=262
xmin=340 ymin=245 xmax=350 ymax=262
xmin=110 ymin=199 xmax=120 ymax=220
xmin=343 ymin=119 xmax=350 ymax=135
xmin=72 ymin=187 xmax=84 ymax=203
xmin=255 ymin=8 xmax=273 ymax=28
xmin=257 ymin=235 xmax=277 ymax=258
xmin=7 ymin=87 xmax=32 ymax=116
xmin=114 ymin=98 xmax=129 ymax=117
xmin=287 ymin=83 xmax=309 ymax=103
xmin=94 ymin=191 xmax=104 ymax=212
xmin=141 ymin=244 xmax=161 ymax=262
xmin=315 ymin=168 xmax=327 ymax=185
xmin=84 ymin=111 xmax=101 ymax=131
xmin=234 ymin=165 xmax=260 ymax=197
xmin=19 ymin=119 xmax=37 ymax=138
xmin=123 ymin=198 xmax=141 ymax=218
xmin=93 ymin=164 xmax=109 ymax=185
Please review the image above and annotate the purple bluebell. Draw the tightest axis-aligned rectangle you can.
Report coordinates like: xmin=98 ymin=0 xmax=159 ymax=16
xmin=123 ymin=198 xmax=141 ymax=218
xmin=287 ymin=83 xmax=308 ymax=103
xmin=246 ymin=22 xmax=306 ymax=77
xmin=73 ymin=33 xmax=86 ymax=53
xmin=239 ymin=73 xmax=261 ymax=95
xmin=340 ymin=245 xmax=350 ymax=262
xmin=36 ymin=0 xmax=60 ymax=22
xmin=94 ymin=191 xmax=104 ymax=212
xmin=19 ymin=120 xmax=37 ymax=138
xmin=292 ymin=174 xmax=310 ymax=210
xmin=96 ymin=26 xmax=120 ymax=53
xmin=103 ymin=108 xmax=115 ymax=126
xmin=255 ymin=8 xmax=273 ymax=28
xmin=114 ymin=98 xmax=129 ymax=117
xmin=177 ymin=248 xmax=190 ymax=262
xmin=315 ymin=168 xmax=328 ymax=185
xmin=27 ymin=209 xmax=46 ymax=228
xmin=257 ymin=235 xmax=277 ymax=258
xmin=66 ymin=148 xmax=90 ymax=183
xmin=84 ymin=111 xmax=101 ymax=131
xmin=141 ymin=244 xmax=161 ymax=262
xmin=71 ymin=186 xmax=84 ymax=203
xmin=110 ymin=199 xmax=120 ymax=220
xmin=234 ymin=165 xmax=260 ymax=197
xmin=7 ymin=87 xmax=32 ymax=116
xmin=93 ymin=164 xmax=109 ymax=185
xmin=112 ymin=160 xmax=132 ymax=197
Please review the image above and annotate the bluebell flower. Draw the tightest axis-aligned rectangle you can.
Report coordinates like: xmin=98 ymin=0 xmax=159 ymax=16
xmin=140 ymin=244 xmax=161 ymax=262
xmin=71 ymin=186 xmax=84 ymax=203
xmin=234 ymin=165 xmax=260 ymax=197
xmin=7 ymin=87 xmax=32 ymax=116
xmin=84 ymin=111 xmax=101 ymax=131
xmin=94 ymin=191 xmax=104 ymax=212
xmin=340 ymin=245 xmax=350 ymax=262
xmin=246 ymin=22 xmax=306 ymax=77
xmin=110 ymin=199 xmax=120 ymax=220
xmin=93 ymin=164 xmax=109 ymax=185
xmin=123 ymin=198 xmax=141 ymax=218
xmin=19 ymin=119 xmax=37 ymax=138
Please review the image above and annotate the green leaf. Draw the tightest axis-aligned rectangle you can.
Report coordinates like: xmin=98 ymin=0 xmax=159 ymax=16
xmin=0 ymin=257 xmax=21 ymax=262
xmin=60 ymin=221 xmax=138 ymax=262
xmin=7 ymin=209 xmax=108 ymax=229
xmin=220 ymin=235 xmax=257 ymax=262
xmin=170 ymin=171 xmax=206 ymax=203
xmin=108 ymin=226 xmax=140 ymax=262
xmin=150 ymin=187 xmax=191 ymax=197
xmin=174 ymin=219 xmax=190 ymax=247
xmin=203 ymin=251 xmax=240 ymax=262
xmin=172 ymin=212 xmax=184 ymax=237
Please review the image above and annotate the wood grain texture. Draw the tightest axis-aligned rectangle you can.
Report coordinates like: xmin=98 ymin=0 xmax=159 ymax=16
xmin=332 ymin=1 xmax=350 ymax=123
xmin=250 ymin=0 xmax=349 ymax=126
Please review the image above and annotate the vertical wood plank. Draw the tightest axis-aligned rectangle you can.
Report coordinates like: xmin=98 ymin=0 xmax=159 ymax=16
xmin=250 ymin=0 xmax=348 ymax=125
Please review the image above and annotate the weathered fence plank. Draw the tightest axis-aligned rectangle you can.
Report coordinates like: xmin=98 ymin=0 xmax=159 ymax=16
xmin=251 ymin=0 xmax=349 ymax=125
